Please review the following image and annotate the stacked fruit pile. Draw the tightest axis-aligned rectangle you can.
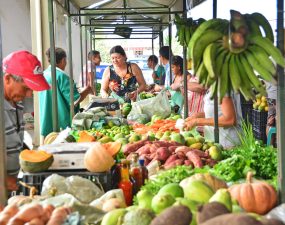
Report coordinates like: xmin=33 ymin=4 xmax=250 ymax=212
xmin=187 ymin=10 xmax=284 ymax=102
xmin=253 ymin=94 xmax=268 ymax=112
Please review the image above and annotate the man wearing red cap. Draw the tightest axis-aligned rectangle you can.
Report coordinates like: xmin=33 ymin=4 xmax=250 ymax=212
xmin=2 ymin=50 xmax=50 ymax=191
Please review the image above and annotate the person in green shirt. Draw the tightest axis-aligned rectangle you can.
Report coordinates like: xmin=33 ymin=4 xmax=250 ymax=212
xmin=39 ymin=47 xmax=92 ymax=137
xmin=147 ymin=55 xmax=165 ymax=85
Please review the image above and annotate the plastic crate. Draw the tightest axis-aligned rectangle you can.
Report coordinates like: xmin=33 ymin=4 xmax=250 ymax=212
xmin=241 ymin=102 xmax=253 ymax=123
xmin=20 ymin=170 xmax=112 ymax=196
xmin=252 ymin=109 xmax=268 ymax=143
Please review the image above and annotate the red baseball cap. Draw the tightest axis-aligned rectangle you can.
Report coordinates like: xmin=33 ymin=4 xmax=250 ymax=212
xmin=2 ymin=50 xmax=50 ymax=91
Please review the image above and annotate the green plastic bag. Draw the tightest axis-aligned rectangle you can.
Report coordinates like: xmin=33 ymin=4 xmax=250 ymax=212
xmin=168 ymin=89 xmax=184 ymax=114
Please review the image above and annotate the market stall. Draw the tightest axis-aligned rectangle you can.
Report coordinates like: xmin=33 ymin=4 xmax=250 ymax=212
xmin=0 ymin=0 xmax=285 ymax=224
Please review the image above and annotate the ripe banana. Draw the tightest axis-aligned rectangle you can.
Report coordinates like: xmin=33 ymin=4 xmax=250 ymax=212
xmin=250 ymin=12 xmax=274 ymax=42
xmin=249 ymin=35 xmax=285 ymax=67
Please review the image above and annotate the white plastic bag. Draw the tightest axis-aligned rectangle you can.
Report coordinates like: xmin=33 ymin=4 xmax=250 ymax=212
xmin=127 ymin=90 xmax=171 ymax=120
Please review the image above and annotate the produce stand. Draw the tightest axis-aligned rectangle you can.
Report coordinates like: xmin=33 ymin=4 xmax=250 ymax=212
xmin=0 ymin=0 xmax=285 ymax=223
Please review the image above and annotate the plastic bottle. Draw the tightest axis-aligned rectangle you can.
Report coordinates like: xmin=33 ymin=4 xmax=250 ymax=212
xmin=130 ymin=153 xmax=142 ymax=194
xmin=139 ymin=159 xmax=148 ymax=185
xmin=118 ymin=159 xmax=133 ymax=206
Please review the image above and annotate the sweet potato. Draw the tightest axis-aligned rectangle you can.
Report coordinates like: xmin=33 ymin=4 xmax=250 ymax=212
xmin=199 ymin=213 xmax=263 ymax=225
xmin=261 ymin=218 xmax=285 ymax=225
xmin=176 ymin=151 xmax=186 ymax=160
xmin=150 ymin=205 xmax=192 ymax=225
xmin=25 ymin=217 xmax=44 ymax=225
xmin=184 ymin=160 xmax=194 ymax=167
xmin=168 ymin=146 xmax=179 ymax=153
xmin=123 ymin=140 xmax=149 ymax=154
xmin=175 ymin=146 xmax=191 ymax=154
xmin=152 ymin=141 xmax=182 ymax=148
xmin=186 ymin=151 xmax=203 ymax=168
xmin=156 ymin=147 xmax=171 ymax=161
xmin=6 ymin=217 xmax=25 ymax=225
xmin=136 ymin=144 xmax=152 ymax=155
xmin=149 ymin=144 xmax=159 ymax=153
xmin=191 ymin=149 xmax=209 ymax=158
xmin=13 ymin=204 xmax=44 ymax=222
xmin=205 ymin=158 xmax=217 ymax=167
xmin=164 ymin=154 xmax=178 ymax=165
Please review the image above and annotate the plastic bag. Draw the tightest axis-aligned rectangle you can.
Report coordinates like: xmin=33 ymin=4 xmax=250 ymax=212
xmin=66 ymin=176 xmax=104 ymax=204
xmin=90 ymin=189 xmax=125 ymax=210
xmin=266 ymin=204 xmax=285 ymax=223
xmin=41 ymin=174 xmax=104 ymax=204
xmin=127 ymin=90 xmax=171 ymax=120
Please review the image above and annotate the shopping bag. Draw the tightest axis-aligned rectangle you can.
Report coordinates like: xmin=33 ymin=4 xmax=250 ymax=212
xmin=127 ymin=89 xmax=171 ymax=120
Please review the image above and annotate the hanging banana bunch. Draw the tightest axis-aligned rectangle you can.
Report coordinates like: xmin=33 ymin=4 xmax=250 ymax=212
xmin=174 ymin=14 xmax=205 ymax=47
xmin=188 ymin=10 xmax=285 ymax=103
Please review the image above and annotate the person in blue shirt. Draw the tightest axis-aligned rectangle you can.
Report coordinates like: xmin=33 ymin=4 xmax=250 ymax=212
xmin=147 ymin=55 xmax=165 ymax=85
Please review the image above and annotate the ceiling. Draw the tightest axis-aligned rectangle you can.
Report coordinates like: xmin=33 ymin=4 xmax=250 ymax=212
xmin=67 ymin=0 xmax=206 ymax=39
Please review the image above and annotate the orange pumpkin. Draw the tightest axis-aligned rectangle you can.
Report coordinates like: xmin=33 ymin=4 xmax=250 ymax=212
xmin=84 ymin=142 xmax=115 ymax=172
xmin=229 ymin=172 xmax=277 ymax=214
xmin=102 ymin=142 xmax=122 ymax=156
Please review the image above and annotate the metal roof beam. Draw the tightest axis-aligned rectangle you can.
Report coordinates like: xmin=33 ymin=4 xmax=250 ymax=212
xmin=70 ymin=10 xmax=183 ymax=16
xmin=82 ymin=23 xmax=168 ymax=27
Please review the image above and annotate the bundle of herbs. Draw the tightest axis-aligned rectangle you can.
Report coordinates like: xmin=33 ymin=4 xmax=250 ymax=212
xmin=214 ymin=120 xmax=277 ymax=182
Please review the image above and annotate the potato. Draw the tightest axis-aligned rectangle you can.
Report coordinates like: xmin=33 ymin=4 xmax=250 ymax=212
xmin=200 ymin=213 xmax=263 ymax=225
xmin=150 ymin=205 xmax=192 ymax=225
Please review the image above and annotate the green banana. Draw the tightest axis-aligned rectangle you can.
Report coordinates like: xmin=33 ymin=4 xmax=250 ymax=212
xmin=209 ymin=80 xmax=218 ymax=100
xmin=250 ymin=12 xmax=274 ymax=42
xmin=191 ymin=29 xmax=224 ymax=73
xmin=249 ymin=35 xmax=285 ymax=67
xmin=179 ymin=24 xmax=186 ymax=46
xmin=244 ymin=49 xmax=276 ymax=83
xmin=215 ymin=46 xmax=228 ymax=77
xmin=184 ymin=26 xmax=192 ymax=46
xmin=218 ymin=53 xmax=231 ymax=103
xmin=228 ymin=54 xmax=241 ymax=93
xmin=195 ymin=61 xmax=208 ymax=85
xmin=239 ymin=84 xmax=254 ymax=101
xmin=203 ymin=42 xmax=220 ymax=79
xmin=245 ymin=16 xmax=262 ymax=37
xmin=188 ymin=18 xmax=228 ymax=58
xmin=238 ymin=52 xmax=267 ymax=95
xmin=247 ymin=44 xmax=276 ymax=75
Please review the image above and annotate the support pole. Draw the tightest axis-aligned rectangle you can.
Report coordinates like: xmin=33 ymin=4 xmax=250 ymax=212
xmin=67 ymin=13 xmax=74 ymax=122
xmin=85 ymin=27 xmax=88 ymax=87
xmin=48 ymin=0 xmax=59 ymax=132
xmin=0 ymin=19 xmax=8 ymax=205
xmin=213 ymin=0 xmax=219 ymax=143
xmin=168 ymin=10 xmax=173 ymax=85
xmin=80 ymin=25 xmax=84 ymax=87
xmin=183 ymin=0 xmax=188 ymax=118
xmin=276 ymin=0 xmax=285 ymax=203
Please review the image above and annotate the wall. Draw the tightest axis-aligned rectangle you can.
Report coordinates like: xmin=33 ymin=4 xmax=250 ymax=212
xmin=0 ymin=0 xmax=32 ymax=56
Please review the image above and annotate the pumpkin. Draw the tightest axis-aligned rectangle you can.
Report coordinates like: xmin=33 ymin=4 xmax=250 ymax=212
xmin=180 ymin=173 xmax=227 ymax=191
xmin=78 ymin=130 xmax=96 ymax=142
xmin=102 ymin=142 xmax=122 ymax=156
xmin=43 ymin=132 xmax=58 ymax=145
xmin=229 ymin=172 xmax=277 ymax=214
xmin=84 ymin=142 xmax=115 ymax=172
xmin=19 ymin=150 xmax=54 ymax=173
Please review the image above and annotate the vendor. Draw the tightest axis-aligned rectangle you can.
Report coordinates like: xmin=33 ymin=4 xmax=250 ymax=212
xmin=2 ymin=50 xmax=50 ymax=191
xmin=100 ymin=45 xmax=147 ymax=102
xmin=147 ymin=55 xmax=165 ymax=85
xmin=184 ymin=91 xmax=242 ymax=149
xmin=39 ymin=47 xmax=92 ymax=138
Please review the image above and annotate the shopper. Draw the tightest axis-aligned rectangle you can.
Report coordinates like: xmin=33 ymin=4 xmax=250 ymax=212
xmin=159 ymin=46 xmax=172 ymax=87
xmin=185 ymin=92 xmax=242 ymax=149
xmin=2 ymin=50 xmax=50 ymax=191
xmin=39 ymin=47 xmax=92 ymax=138
xmin=79 ymin=50 xmax=101 ymax=95
xmin=100 ymin=45 xmax=147 ymax=102
xmin=147 ymin=54 xmax=165 ymax=85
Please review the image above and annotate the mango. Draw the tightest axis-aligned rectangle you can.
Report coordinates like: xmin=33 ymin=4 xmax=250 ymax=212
xmin=98 ymin=136 xmax=113 ymax=143
xmin=209 ymin=188 xmax=232 ymax=211
xmin=190 ymin=142 xmax=203 ymax=150
xmin=208 ymin=146 xmax=222 ymax=161
xmin=157 ymin=183 xmax=184 ymax=198
xmin=137 ymin=190 xmax=154 ymax=210
xmin=183 ymin=180 xmax=214 ymax=203
xmin=151 ymin=194 xmax=176 ymax=214
xmin=170 ymin=133 xmax=185 ymax=145
xmin=101 ymin=208 xmax=127 ymax=225
xmin=185 ymin=137 xmax=197 ymax=147
xmin=128 ymin=134 xmax=141 ymax=143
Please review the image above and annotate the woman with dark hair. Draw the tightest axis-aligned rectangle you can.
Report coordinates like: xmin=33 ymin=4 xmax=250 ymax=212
xmin=100 ymin=45 xmax=146 ymax=102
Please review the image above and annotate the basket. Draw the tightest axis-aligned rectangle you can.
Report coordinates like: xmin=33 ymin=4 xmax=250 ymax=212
xmin=20 ymin=170 xmax=112 ymax=196
xmin=240 ymin=95 xmax=253 ymax=123
xmin=252 ymin=109 xmax=268 ymax=143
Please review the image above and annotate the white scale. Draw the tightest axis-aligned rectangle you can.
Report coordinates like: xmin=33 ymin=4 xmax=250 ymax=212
xmin=38 ymin=142 xmax=95 ymax=170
